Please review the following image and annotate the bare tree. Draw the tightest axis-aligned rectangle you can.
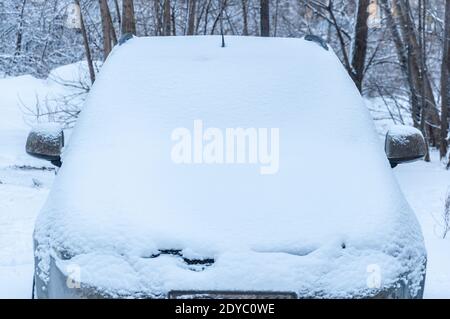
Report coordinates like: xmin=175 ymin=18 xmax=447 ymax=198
xmin=441 ymin=0 xmax=450 ymax=162
xmin=14 ymin=0 xmax=27 ymax=58
xmin=99 ymin=0 xmax=114 ymax=59
xmin=377 ymin=0 xmax=440 ymax=160
xmin=75 ymin=0 xmax=95 ymax=85
xmin=187 ymin=0 xmax=197 ymax=35
xmin=108 ymin=2 xmax=118 ymax=45
xmin=114 ymin=0 xmax=121 ymax=26
xmin=396 ymin=0 xmax=440 ymax=149
xmin=163 ymin=0 xmax=171 ymax=36
xmin=306 ymin=1 xmax=367 ymax=92
xmin=122 ymin=0 xmax=136 ymax=35
xmin=242 ymin=0 xmax=249 ymax=36
xmin=351 ymin=0 xmax=370 ymax=91
xmin=380 ymin=0 xmax=423 ymax=130
xmin=154 ymin=0 xmax=162 ymax=35
xmin=260 ymin=0 xmax=270 ymax=36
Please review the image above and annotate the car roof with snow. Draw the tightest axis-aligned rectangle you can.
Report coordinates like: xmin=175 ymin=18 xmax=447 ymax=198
xmin=35 ymin=36 xmax=426 ymax=298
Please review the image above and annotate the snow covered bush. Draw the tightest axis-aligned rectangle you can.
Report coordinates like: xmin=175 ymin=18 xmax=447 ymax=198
xmin=20 ymin=62 xmax=97 ymax=128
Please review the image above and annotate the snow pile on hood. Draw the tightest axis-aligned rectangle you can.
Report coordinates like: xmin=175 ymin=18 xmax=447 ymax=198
xmin=34 ymin=36 xmax=426 ymax=298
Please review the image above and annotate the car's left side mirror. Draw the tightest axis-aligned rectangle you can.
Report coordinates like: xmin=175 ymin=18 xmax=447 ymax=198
xmin=26 ymin=124 xmax=64 ymax=168
xmin=385 ymin=125 xmax=427 ymax=168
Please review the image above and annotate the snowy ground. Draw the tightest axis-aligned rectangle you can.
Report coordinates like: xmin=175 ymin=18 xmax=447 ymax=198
xmin=0 ymin=66 xmax=81 ymax=298
xmin=0 ymin=67 xmax=449 ymax=298
xmin=395 ymin=155 xmax=450 ymax=298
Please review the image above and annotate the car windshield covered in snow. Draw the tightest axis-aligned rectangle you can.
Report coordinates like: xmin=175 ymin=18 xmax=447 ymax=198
xmin=34 ymin=36 xmax=426 ymax=299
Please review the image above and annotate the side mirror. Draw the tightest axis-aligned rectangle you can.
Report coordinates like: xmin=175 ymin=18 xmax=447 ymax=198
xmin=385 ymin=125 xmax=427 ymax=168
xmin=26 ymin=124 xmax=64 ymax=167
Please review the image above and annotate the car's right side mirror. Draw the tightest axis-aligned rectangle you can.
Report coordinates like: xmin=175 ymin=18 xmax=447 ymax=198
xmin=385 ymin=125 xmax=427 ymax=168
xmin=26 ymin=124 xmax=64 ymax=168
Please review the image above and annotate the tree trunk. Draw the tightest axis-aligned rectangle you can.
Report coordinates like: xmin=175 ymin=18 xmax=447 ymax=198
xmin=14 ymin=0 xmax=27 ymax=57
xmin=171 ymin=5 xmax=177 ymax=35
xmin=7 ymin=0 xmax=28 ymax=75
xmin=351 ymin=0 xmax=370 ymax=92
xmin=187 ymin=0 xmax=196 ymax=35
xmin=154 ymin=0 xmax=162 ymax=35
xmin=75 ymin=0 xmax=95 ymax=85
xmin=121 ymin=0 xmax=136 ymax=35
xmin=99 ymin=0 xmax=112 ymax=60
xmin=273 ymin=0 xmax=280 ymax=37
xmin=242 ymin=0 xmax=248 ymax=36
xmin=260 ymin=0 xmax=270 ymax=37
xmin=107 ymin=2 xmax=118 ymax=45
xmin=114 ymin=0 xmax=121 ymax=26
xmin=441 ymin=0 xmax=450 ymax=161
xmin=393 ymin=0 xmax=440 ymax=149
xmin=163 ymin=0 xmax=171 ymax=36
xmin=418 ymin=0 xmax=431 ymax=161
xmin=381 ymin=0 xmax=420 ymax=127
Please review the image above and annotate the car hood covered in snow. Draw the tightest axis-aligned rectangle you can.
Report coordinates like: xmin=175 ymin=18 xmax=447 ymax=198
xmin=34 ymin=36 xmax=426 ymax=298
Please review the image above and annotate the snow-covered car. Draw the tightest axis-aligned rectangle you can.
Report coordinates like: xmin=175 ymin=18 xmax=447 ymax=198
xmin=27 ymin=36 xmax=427 ymax=299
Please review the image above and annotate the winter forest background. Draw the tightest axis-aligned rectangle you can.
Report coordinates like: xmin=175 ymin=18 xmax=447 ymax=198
xmin=1 ymin=0 xmax=450 ymax=166
xmin=0 ymin=0 xmax=447 ymax=166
